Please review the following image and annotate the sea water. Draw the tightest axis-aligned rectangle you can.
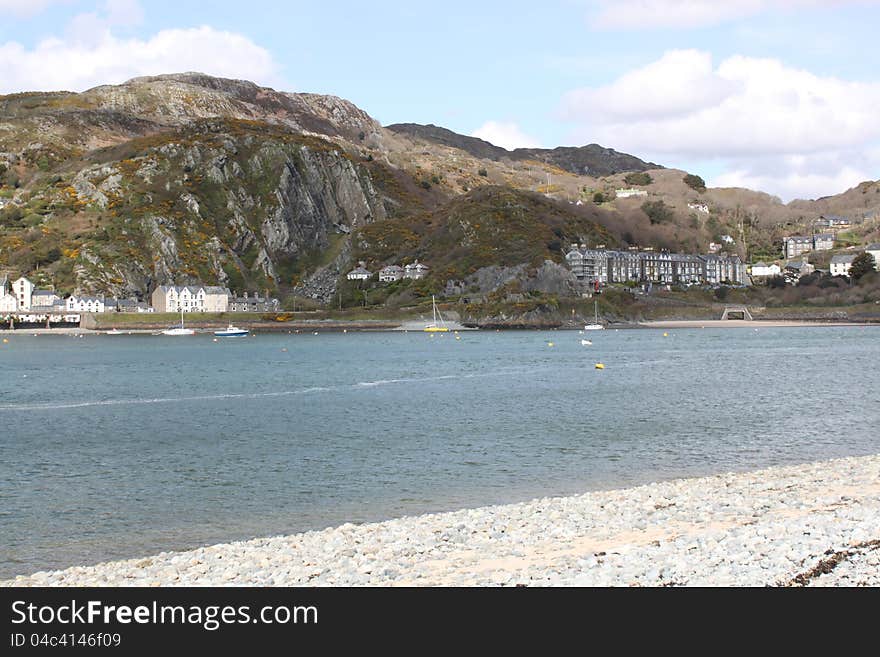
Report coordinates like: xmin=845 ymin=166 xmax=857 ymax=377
xmin=1 ymin=327 xmax=878 ymax=576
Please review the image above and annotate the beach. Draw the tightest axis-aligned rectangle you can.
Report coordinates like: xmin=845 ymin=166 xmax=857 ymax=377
xmin=636 ymin=320 xmax=875 ymax=329
xmin=4 ymin=453 xmax=878 ymax=587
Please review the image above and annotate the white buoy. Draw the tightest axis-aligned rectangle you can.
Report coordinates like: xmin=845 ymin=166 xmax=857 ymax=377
xmin=581 ymin=339 xmax=592 ymax=346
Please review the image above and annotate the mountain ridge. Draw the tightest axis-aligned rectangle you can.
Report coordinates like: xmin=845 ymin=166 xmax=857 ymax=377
xmin=1 ymin=72 xmax=878 ymax=307
xmin=385 ymin=122 xmax=662 ymax=176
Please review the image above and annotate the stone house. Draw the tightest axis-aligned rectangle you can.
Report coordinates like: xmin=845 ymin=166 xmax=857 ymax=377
xmin=404 ymin=260 xmax=429 ymax=280
xmin=378 ymin=265 xmax=405 ymax=283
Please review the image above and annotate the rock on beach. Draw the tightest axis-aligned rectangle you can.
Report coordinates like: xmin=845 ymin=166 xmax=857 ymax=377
xmin=3 ymin=454 xmax=879 ymax=587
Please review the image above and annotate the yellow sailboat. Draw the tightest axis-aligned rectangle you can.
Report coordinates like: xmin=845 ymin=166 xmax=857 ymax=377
xmin=424 ymin=295 xmax=449 ymax=332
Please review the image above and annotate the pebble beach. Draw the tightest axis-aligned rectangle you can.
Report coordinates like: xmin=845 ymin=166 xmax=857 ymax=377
xmin=4 ymin=453 xmax=879 ymax=587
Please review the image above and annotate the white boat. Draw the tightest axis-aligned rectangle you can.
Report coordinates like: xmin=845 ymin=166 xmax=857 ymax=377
xmin=214 ymin=324 xmax=249 ymax=337
xmin=161 ymin=309 xmax=195 ymax=336
xmin=584 ymin=300 xmax=604 ymax=331
xmin=424 ymin=295 xmax=449 ymax=332
xmin=106 ymin=328 xmax=123 ymax=335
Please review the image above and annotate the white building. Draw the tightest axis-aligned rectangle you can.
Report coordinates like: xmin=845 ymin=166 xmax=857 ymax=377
xmin=750 ymin=262 xmax=781 ymax=278
xmin=202 ymin=286 xmax=231 ymax=312
xmin=615 ymin=188 xmax=648 ymax=199
xmin=813 ymin=233 xmax=835 ymax=251
xmin=830 ymin=254 xmax=857 ymax=277
xmin=378 ymin=265 xmax=405 ymax=282
xmin=688 ymin=202 xmax=709 ymax=214
xmin=11 ymin=276 xmax=34 ymax=310
xmin=783 ymin=236 xmax=813 ymax=259
xmin=31 ymin=290 xmax=61 ymax=309
xmin=0 ymin=275 xmax=17 ymax=312
xmin=866 ymin=243 xmax=880 ymax=270
xmin=151 ymin=285 xmax=230 ymax=313
xmin=404 ymin=260 xmax=429 ymax=280
xmin=66 ymin=295 xmax=106 ymax=313
xmin=346 ymin=262 xmax=372 ymax=281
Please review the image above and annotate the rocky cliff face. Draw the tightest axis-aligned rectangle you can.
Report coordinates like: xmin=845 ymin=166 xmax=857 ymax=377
xmin=3 ymin=118 xmax=386 ymax=300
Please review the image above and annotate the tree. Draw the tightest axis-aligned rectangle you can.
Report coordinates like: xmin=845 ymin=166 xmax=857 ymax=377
xmin=592 ymin=191 xmax=605 ymax=204
xmin=624 ymin=172 xmax=653 ymax=186
xmin=849 ymin=251 xmax=876 ymax=280
xmin=641 ymin=200 xmax=674 ymax=225
xmin=683 ymin=174 xmax=706 ymax=192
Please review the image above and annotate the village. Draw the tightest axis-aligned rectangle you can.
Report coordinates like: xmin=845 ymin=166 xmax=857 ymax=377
xmin=2 ymin=225 xmax=878 ymax=329
xmin=0 ymin=274 xmax=281 ymax=328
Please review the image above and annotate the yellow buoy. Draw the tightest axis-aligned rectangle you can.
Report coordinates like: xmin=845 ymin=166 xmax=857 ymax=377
xmin=547 ymin=342 xmax=554 ymax=347
xmin=2 ymin=338 xmax=7 ymax=343
xmin=595 ymin=363 xmax=605 ymax=369
xmin=663 ymin=332 xmax=669 ymax=337
xmin=455 ymin=335 xmax=461 ymax=340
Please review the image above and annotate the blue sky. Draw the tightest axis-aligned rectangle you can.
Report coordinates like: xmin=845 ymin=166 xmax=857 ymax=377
xmin=1 ymin=0 xmax=878 ymax=201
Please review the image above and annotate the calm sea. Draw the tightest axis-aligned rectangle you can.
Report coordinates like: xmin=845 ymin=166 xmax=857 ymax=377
xmin=1 ymin=327 xmax=878 ymax=577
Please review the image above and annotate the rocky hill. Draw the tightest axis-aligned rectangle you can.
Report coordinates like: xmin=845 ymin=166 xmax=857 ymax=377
xmin=1 ymin=73 xmax=878 ymax=309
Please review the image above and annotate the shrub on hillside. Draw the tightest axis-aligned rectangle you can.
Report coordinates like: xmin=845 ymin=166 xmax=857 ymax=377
xmin=624 ymin=172 xmax=653 ymax=186
xmin=641 ymin=200 xmax=674 ymax=225
xmin=850 ymin=251 xmax=876 ymax=281
xmin=683 ymin=174 xmax=706 ymax=192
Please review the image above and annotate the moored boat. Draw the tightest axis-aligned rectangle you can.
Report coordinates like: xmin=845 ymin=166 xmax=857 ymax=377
xmin=161 ymin=309 xmax=195 ymax=335
xmin=214 ymin=324 xmax=249 ymax=337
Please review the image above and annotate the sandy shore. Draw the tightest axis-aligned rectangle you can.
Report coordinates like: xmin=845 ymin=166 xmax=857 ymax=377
xmin=4 ymin=453 xmax=879 ymax=587
xmin=637 ymin=320 xmax=875 ymax=329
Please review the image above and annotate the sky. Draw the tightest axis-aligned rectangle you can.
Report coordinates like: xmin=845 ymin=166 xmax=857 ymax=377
xmin=1 ymin=0 xmax=878 ymax=202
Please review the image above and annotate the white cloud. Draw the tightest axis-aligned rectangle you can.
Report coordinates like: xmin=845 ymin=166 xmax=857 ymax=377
xmin=564 ymin=50 xmax=739 ymax=122
xmin=561 ymin=49 xmax=880 ymax=200
xmin=0 ymin=0 xmax=71 ymax=17
xmin=0 ymin=26 xmax=281 ymax=94
xmin=711 ymin=160 xmax=873 ymax=202
xmin=589 ymin=0 xmax=873 ymax=31
xmin=471 ymin=121 xmax=543 ymax=150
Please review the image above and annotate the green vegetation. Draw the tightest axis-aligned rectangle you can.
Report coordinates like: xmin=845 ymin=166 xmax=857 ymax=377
xmin=850 ymin=252 xmax=876 ymax=281
xmin=641 ymin=199 xmax=675 ymax=225
xmin=683 ymin=174 xmax=706 ymax=192
xmin=624 ymin=172 xmax=653 ymax=186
